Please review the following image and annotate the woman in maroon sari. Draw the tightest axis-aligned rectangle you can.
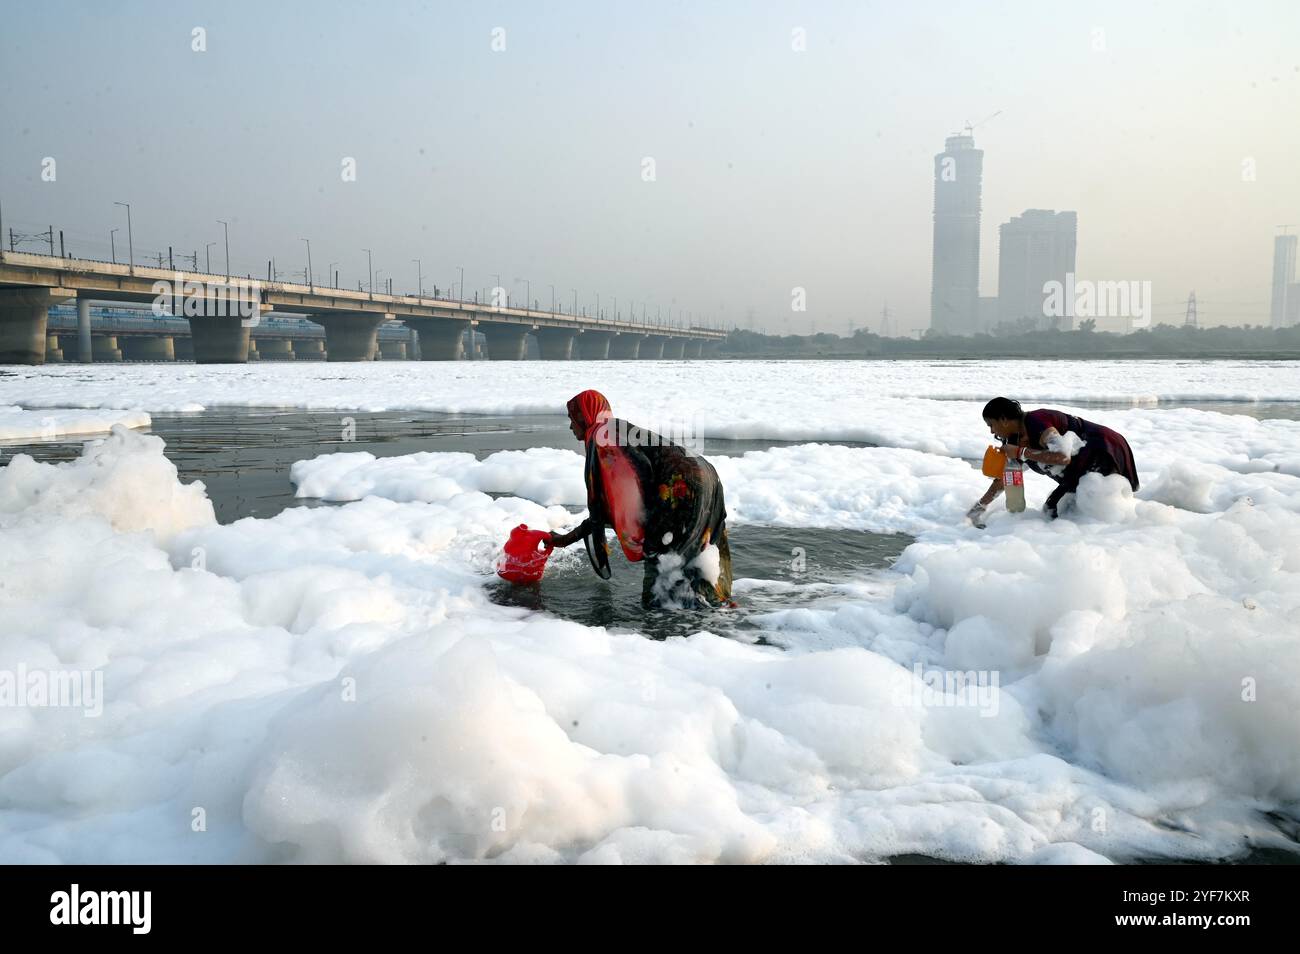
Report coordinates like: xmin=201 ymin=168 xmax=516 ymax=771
xmin=968 ymin=397 xmax=1139 ymax=520
xmin=548 ymin=390 xmax=734 ymax=608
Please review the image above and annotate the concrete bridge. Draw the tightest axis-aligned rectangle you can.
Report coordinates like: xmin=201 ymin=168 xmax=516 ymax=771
xmin=0 ymin=251 xmax=724 ymax=364
xmin=40 ymin=307 xmax=417 ymax=362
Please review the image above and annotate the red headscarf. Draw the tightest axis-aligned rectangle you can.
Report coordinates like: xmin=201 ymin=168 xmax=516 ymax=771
xmin=566 ymin=389 xmax=645 ymax=561
xmin=566 ymin=389 xmax=611 ymax=442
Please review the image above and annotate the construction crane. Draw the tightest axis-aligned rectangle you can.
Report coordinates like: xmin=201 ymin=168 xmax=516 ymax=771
xmin=956 ymin=110 xmax=1002 ymax=138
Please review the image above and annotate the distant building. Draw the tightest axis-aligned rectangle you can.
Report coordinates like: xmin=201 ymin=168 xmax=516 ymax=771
xmin=1272 ymin=235 xmax=1298 ymax=327
xmin=930 ymin=134 xmax=984 ymax=336
xmin=978 ymin=296 xmax=999 ymax=334
xmin=997 ymin=210 xmax=1078 ymax=330
xmin=1287 ymin=282 xmax=1300 ymax=327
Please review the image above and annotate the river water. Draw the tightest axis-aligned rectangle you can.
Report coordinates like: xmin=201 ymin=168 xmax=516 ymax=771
xmin=1 ymin=408 xmax=908 ymax=642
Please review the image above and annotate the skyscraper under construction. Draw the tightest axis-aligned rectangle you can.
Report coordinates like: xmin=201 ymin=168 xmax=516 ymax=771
xmin=930 ymin=134 xmax=984 ymax=335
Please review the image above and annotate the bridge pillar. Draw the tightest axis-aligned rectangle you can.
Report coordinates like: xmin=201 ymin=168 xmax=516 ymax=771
xmin=46 ymin=336 xmax=64 ymax=362
xmin=609 ymin=333 xmax=642 ymax=360
xmin=189 ymin=316 xmax=251 ymax=363
xmin=481 ymin=322 xmax=529 ymax=360
xmin=380 ymin=339 xmax=408 ymax=360
xmin=685 ymin=340 xmax=704 ymax=359
xmin=173 ymin=336 xmax=194 ymax=361
xmin=246 ymin=340 xmax=260 ymax=361
xmin=256 ymin=338 xmax=295 ymax=360
xmin=293 ymin=338 xmax=325 ymax=360
xmin=577 ymin=330 xmax=612 ymax=359
xmin=122 ymin=336 xmax=175 ymax=361
xmin=639 ymin=335 xmax=667 ymax=360
xmin=405 ymin=317 xmax=469 ymax=360
xmin=662 ymin=338 xmax=686 ymax=360
xmin=536 ymin=327 xmax=576 ymax=360
xmin=312 ymin=313 xmax=387 ymax=361
xmin=0 ymin=288 xmax=72 ymax=364
xmin=77 ymin=297 xmax=92 ymax=362
xmin=92 ymin=335 xmax=123 ymax=362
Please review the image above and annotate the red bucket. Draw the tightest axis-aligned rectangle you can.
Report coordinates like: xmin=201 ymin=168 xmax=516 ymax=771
xmin=496 ymin=524 xmax=553 ymax=584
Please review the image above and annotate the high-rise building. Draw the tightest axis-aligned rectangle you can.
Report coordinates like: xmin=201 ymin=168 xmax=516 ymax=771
xmin=977 ymin=296 xmax=999 ymax=334
xmin=1271 ymin=235 xmax=1298 ymax=328
xmin=930 ymin=134 xmax=983 ymax=335
xmin=997 ymin=210 xmax=1078 ymax=330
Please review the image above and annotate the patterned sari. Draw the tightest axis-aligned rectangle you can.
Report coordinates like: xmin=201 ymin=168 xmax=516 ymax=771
xmin=566 ymin=391 xmax=733 ymax=608
xmin=1021 ymin=408 xmax=1139 ymax=515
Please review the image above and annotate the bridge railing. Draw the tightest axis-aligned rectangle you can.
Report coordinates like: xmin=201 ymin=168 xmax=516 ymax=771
xmin=2 ymin=249 xmax=725 ymax=338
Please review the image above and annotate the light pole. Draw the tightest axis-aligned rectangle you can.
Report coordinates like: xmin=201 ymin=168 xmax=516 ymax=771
xmin=363 ymin=249 xmax=373 ymax=294
xmin=572 ymin=288 xmax=578 ymax=316
xmin=301 ymin=238 xmax=313 ymax=290
xmin=412 ymin=258 xmax=423 ymax=297
xmin=114 ymin=202 xmax=134 ymax=272
xmin=458 ymin=265 xmax=465 ymax=302
xmin=491 ymin=273 xmax=501 ymax=306
xmin=205 ymin=241 xmax=216 ymax=273
xmin=549 ymin=284 xmax=556 ymax=314
xmin=110 ymin=228 xmax=119 ymax=265
xmin=327 ymin=262 xmax=338 ymax=289
xmin=217 ymin=220 xmax=229 ymax=278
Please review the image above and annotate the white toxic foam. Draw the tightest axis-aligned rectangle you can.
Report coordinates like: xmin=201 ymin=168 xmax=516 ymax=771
xmin=2 ymin=371 xmax=1299 ymax=865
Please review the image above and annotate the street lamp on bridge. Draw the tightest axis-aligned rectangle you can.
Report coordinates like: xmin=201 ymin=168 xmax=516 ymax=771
xmin=412 ymin=259 xmax=423 ymax=297
xmin=114 ymin=202 xmax=134 ymax=273
xmin=300 ymin=238 xmax=313 ymax=290
xmin=362 ymin=249 xmax=374 ymax=295
xmin=217 ymin=220 xmax=229 ymax=278
xmin=110 ymin=228 xmax=119 ymax=265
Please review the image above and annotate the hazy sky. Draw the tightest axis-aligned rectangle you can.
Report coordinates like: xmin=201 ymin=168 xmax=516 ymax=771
xmin=2 ymin=0 xmax=1298 ymax=333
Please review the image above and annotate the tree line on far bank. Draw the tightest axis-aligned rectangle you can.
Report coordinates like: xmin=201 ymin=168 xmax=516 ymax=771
xmin=720 ymin=321 xmax=1300 ymax=359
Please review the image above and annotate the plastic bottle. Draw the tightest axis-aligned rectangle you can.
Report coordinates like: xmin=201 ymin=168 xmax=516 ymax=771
xmin=1003 ymin=456 xmax=1026 ymax=513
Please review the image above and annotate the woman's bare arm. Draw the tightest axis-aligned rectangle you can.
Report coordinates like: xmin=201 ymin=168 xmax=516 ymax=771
xmin=978 ymin=477 xmax=1004 ymax=506
xmin=1008 ymin=426 xmax=1071 ymax=467
xmin=549 ymin=519 xmax=592 ymax=548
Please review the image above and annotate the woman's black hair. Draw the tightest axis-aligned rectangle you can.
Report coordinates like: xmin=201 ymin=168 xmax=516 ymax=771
xmin=982 ymin=397 xmax=1024 ymax=421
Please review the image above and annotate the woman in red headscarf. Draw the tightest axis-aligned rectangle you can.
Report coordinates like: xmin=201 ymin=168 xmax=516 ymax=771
xmin=548 ymin=389 xmax=734 ymax=608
